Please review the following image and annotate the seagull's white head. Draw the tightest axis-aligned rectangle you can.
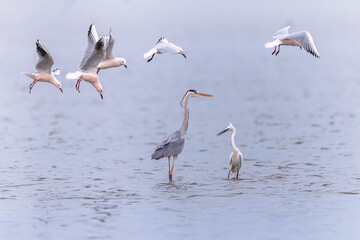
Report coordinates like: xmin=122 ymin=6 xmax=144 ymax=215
xmin=51 ymin=78 xmax=63 ymax=93
xmin=116 ymin=57 xmax=127 ymax=68
xmin=177 ymin=47 xmax=186 ymax=59
xmin=93 ymin=81 xmax=103 ymax=99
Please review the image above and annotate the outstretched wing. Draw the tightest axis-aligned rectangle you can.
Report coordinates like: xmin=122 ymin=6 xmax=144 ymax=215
xmin=104 ymin=29 xmax=115 ymax=60
xmin=80 ymin=37 xmax=106 ymax=73
xmin=273 ymin=26 xmax=291 ymax=39
xmin=286 ymin=31 xmax=320 ymax=58
xmin=156 ymin=37 xmax=168 ymax=45
xmin=79 ymin=24 xmax=100 ymax=69
xmin=151 ymin=131 xmax=185 ymax=159
xmin=34 ymin=40 xmax=54 ymax=73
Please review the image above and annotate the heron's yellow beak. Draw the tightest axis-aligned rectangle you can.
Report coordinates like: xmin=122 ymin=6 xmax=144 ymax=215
xmin=198 ymin=93 xmax=213 ymax=97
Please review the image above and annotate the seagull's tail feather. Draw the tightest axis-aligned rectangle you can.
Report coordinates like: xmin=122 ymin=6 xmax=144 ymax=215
xmin=143 ymin=48 xmax=157 ymax=59
xmin=66 ymin=71 xmax=82 ymax=80
xmin=21 ymin=72 xmax=36 ymax=79
xmin=265 ymin=39 xmax=281 ymax=48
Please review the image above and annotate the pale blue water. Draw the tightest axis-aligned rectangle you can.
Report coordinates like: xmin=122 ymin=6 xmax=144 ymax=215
xmin=0 ymin=0 xmax=360 ymax=239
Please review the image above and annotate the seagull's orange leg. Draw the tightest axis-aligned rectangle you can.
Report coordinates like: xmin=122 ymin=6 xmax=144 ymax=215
xmin=29 ymin=80 xmax=37 ymax=94
xmin=76 ymin=79 xmax=82 ymax=93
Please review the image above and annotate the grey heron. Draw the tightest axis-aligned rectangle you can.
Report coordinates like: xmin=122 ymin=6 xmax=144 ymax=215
xmin=217 ymin=123 xmax=243 ymax=179
xmin=144 ymin=37 xmax=186 ymax=62
xmin=96 ymin=29 xmax=127 ymax=74
xmin=66 ymin=24 xmax=106 ymax=99
xmin=265 ymin=26 xmax=320 ymax=57
xmin=21 ymin=40 xmax=63 ymax=94
xmin=151 ymin=89 xmax=213 ymax=181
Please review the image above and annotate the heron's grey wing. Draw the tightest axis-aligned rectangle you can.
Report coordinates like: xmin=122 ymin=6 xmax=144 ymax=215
xmin=157 ymin=43 xmax=180 ymax=54
xmin=104 ymin=30 xmax=115 ymax=60
xmin=34 ymin=40 xmax=54 ymax=73
xmin=152 ymin=131 xmax=185 ymax=159
xmin=79 ymin=24 xmax=100 ymax=69
xmin=285 ymin=31 xmax=320 ymax=58
xmin=80 ymin=37 xmax=106 ymax=73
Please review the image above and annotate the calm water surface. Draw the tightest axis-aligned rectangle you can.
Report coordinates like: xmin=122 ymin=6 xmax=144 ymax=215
xmin=0 ymin=1 xmax=360 ymax=239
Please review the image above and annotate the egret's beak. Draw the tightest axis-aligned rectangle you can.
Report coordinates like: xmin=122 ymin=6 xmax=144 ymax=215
xmin=198 ymin=93 xmax=213 ymax=97
xmin=181 ymin=53 xmax=186 ymax=58
xmin=59 ymin=88 xmax=63 ymax=93
xmin=217 ymin=128 xmax=229 ymax=137
xmin=124 ymin=64 xmax=128 ymax=68
xmin=100 ymin=93 xmax=103 ymax=99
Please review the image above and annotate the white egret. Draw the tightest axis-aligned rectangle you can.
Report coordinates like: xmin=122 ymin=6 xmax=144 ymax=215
xmin=217 ymin=123 xmax=243 ymax=179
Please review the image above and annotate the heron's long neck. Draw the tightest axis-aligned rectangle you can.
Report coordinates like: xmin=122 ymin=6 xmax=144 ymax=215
xmin=180 ymin=97 xmax=190 ymax=137
xmin=231 ymin=130 xmax=238 ymax=152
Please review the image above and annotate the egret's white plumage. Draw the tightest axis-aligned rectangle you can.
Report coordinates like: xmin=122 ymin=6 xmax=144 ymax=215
xmin=97 ymin=29 xmax=127 ymax=73
xmin=265 ymin=26 xmax=320 ymax=58
xmin=144 ymin=37 xmax=186 ymax=62
xmin=66 ymin=24 xmax=106 ymax=99
xmin=217 ymin=123 xmax=243 ymax=179
xmin=21 ymin=40 xmax=63 ymax=94
xmin=151 ymin=89 xmax=213 ymax=181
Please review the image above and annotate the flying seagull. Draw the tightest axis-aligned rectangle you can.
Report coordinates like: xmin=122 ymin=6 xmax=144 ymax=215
xmin=265 ymin=26 xmax=320 ymax=58
xmin=21 ymin=40 xmax=62 ymax=94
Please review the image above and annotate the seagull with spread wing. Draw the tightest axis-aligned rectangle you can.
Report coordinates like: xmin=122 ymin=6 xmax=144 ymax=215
xmin=21 ymin=40 xmax=62 ymax=94
xmin=66 ymin=24 xmax=106 ymax=99
xmin=144 ymin=37 xmax=186 ymax=62
xmin=265 ymin=26 xmax=320 ymax=58
xmin=96 ymin=29 xmax=127 ymax=74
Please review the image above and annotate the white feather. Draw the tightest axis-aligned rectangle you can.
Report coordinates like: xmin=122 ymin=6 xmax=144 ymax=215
xmin=66 ymin=71 xmax=82 ymax=80
xmin=143 ymin=48 xmax=157 ymax=59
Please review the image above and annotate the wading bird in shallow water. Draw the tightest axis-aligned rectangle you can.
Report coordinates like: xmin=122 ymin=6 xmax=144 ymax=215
xmin=151 ymin=89 xmax=213 ymax=181
xmin=265 ymin=26 xmax=320 ymax=58
xmin=21 ymin=40 xmax=62 ymax=94
xmin=96 ymin=29 xmax=127 ymax=74
xmin=144 ymin=37 xmax=186 ymax=62
xmin=217 ymin=123 xmax=243 ymax=179
xmin=66 ymin=24 xmax=106 ymax=99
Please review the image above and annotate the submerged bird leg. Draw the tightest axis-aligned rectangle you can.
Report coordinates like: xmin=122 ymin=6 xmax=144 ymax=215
xmin=272 ymin=46 xmax=277 ymax=55
xmin=275 ymin=45 xmax=281 ymax=56
xmin=169 ymin=155 xmax=178 ymax=181
xmin=96 ymin=67 xmax=101 ymax=74
xmin=29 ymin=80 xmax=37 ymax=94
xmin=227 ymin=170 xmax=231 ymax=179
xmin=168 ymin=156 xmax=171 ymax=174
xmin=147 ymin=54 xmax=155 ymax=62
xmin=236 ymin=171 xmax=239 ymax=179
xmin=76 ymin=79 xmax=82 ymax=93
